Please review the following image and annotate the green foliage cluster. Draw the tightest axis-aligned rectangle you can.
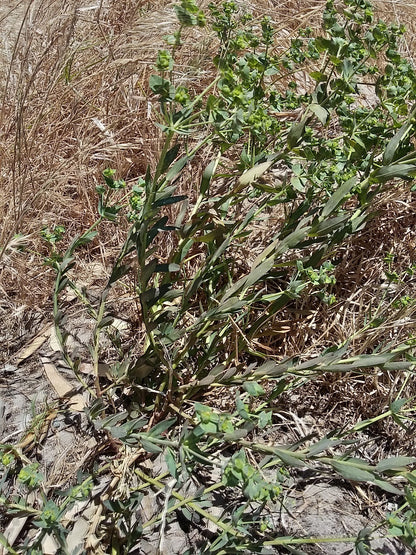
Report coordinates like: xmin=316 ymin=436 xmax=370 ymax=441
xmin=3 ymin=0 xmax=416 ymax=552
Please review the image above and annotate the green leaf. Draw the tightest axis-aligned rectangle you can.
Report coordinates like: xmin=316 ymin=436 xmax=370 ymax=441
xmin=143 ymin=259 xmax=158 ymax=284
xmin=307 ymin=437 xmax=343 ymax=456
xmin=68 ymin=231 xmax=98 ymax=254
xmin=383 ymin=361 xmax=412 ymax=371
xmin=253 ymin=360 xmax=288 ymax=377
xmin=243 ymin=381 xmax=265 ymax=397
xmin=99 ymin=204 xmax=121 ymax=221
xmin=146 ymin=216 xmax=169 ymax=246
xmin=164 ymin=449 xmax=177 ymax=479
xmin=309 ymin=214 xmax=350 ymax=237
xmin=308 ymin=103 xmax=329 ymax=125
xmin=287 ymin=119 xmax=307 ymax=149
xmin=193 ymin=229 xmax=223 ymax=243
xmin=329 ymin=459 xmax=375 ymax=482
xmin=310 ymin=71 xmax=327 ymax=82
xmin=200 ymin=421 xmax=217 ymax=434
xmin=154 ymin=195 xmax=187 ymax=207
xmin=372 ymin=477 xmax=403 ymax=495
xmin=236 ymin=396 xmax=249 ymax=420
xmin=383 ymin=105 xmax=416 ymax=165
xmin=141 ymin=438 xmax=163 ymax=454
xmin=336 ymin=352 xmax=400 ymax=369
xmin=57 ymin=277 xmax=69 ymax=293
xmin=97 ymin=411 xmax=136 ymax=429
xmin=244 ymin=479 xmax=261 ymax=500
xmin=210 ymin=297 xmax=246 ymax=318
xmin=257 ymin=411 xmax=272 ymax=429
xmin=148 ymin=417 xmax=177 ymax=437
xmin=161 ymin=143 xmax=181 ymax=172
xmin=238 ymin=160 xmax=275 ymax=187
xmin=200 ymin=155 xmax=220 ymax=195
xmin=196 ymin=364 xmax=235 ymax=386
xmin=155 ymin=185 xmax=176 ymax=201
xmin=149 ymin=74 xmax=174 ymax=98
xmin=376 ymin=456 xmax=416 ymax=472
xmin=155 ymin=263 xmax=181 ymax=273
xmin=276 ymin=226 xmax=309 ymax=254
xmin=321 ymin=176 xmax=357 ymax=219
xmin=390 ymin=398 xmax=408 ymax=413
xmin=97 ymin=316 xmax=114 ymax=330
xmin=373 ymin=163 xmax=416 ymax=182
xmin=405 ymin=472 xmax=416 ymax=487
xmin=140 ymin=284 xmax=172 ymax=307
xmin=165 ymin=155 xmax=189 ymax=182
xmin=273 ymin=448 xmax=306 ymax=468
xmin=223 ymin=429 xmax=250 ymax=441
xmin=355 ymin=528 xmax=372 ymax=555
xmin=109 ymin=264 xmax=130 ymax=284
xmin=222 ymin=257 xmax=274 ymax=301
xmin=174 ymin=4 xmax=198 ymax=26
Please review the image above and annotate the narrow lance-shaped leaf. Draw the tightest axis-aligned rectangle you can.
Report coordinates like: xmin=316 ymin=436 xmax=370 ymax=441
xmin=161 ymin=143 xmax=180 ymax=173
xmin=335 ymin=352 xmax=403 ymax=368
xmin=67 ymin=231 xmax=98 ymax=256
xmin=206 ymin=297 xmax=246 ymax=319
xmin=155 ymin=185 xmax=176 ymax=201
xmin=140 ymin=437 xmax=163 ymax=454
xmin=383 ymin=104 xmax=416 ymax=165
xmin=327 ymin=459 xmax=375 ymax=482
xmin=375 ymin=456 xmax=416 ymax=472
xmin=373 ymin=163 xmax=416 ymax=182
xmin=109 ymin=264 xmax=130 ymax=285
xmin=321 ymin=176 xmax=357 ymax=219
xmin=165 ymin=154 xmax=190 ymax=182
xmin=165 ymin=447 xmax=178 ymax=480
xmin=147 ymin=417 xmax=177 ymax=437
xmin=306 ymin=437 xmax=345 ymax=456
xmin=154 ymin=195 xmax=187 ymax=207
xmin=272 ymin=447 xmax=306 ymax=468
xmin=238 ymin=160 xmax=275 ymax=188
xmin=140 ymin=283 xmax=172 ymax=307
xmin=252 ymin=359 xmax=289 ymax=377
xmin=57 ymin=277 xmax=69 ymax=293
xmin=309 ymin=214 xmax=350 ymax=237
xmin=142 ymin=259 xmax=158 ymax=284
xmin=276 ymin=226 xmax=310 ymax=255
xmin=222 ymin=257 xmax=274 ymax=302
xmin=287 ymin=118 xmax=307 ymax=149
xmin=97 ymin=316 xmax=115 ymax=330
xmin=200 ymin=155 xmax=220 ymax=195
xmin=372 ymin=477 xmax=403 ymax=496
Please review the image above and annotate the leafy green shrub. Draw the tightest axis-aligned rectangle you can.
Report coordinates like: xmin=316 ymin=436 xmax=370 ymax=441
xmin=3 ymin=0 xmax=416 ymax=552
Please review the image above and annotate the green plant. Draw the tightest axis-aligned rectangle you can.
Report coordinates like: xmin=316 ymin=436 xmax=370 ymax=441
xmin=3 ymin=0 xmax=416 ymax=552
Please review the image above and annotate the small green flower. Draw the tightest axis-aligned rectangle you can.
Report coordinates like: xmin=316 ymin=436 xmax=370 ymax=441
xmin=155 ymin=50 xmax=174 ymax=72
xmin=18 ymin=463 xmax=44 ymax=490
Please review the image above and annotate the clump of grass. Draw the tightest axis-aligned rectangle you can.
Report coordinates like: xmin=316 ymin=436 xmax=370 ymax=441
xmin=2 ymin=0 xmax=416 ymax=553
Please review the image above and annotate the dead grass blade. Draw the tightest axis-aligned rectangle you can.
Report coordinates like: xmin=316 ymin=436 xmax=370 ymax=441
xmin=40 ymin=356 xmax=85 ymax=411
